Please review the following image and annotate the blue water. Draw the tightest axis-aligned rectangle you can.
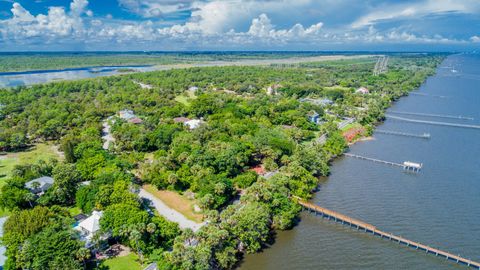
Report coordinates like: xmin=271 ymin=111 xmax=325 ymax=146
xmin=0 ymin=65 xmax=156 ymax=88
xmin=0 ymin=217 xmax=6 ymax=268
xmin=240 ymin=54 xmax=480 ymax=270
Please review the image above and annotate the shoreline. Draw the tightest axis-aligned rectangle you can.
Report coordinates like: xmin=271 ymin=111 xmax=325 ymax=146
xmin=0 ymin=54 xmax=374 ymax=88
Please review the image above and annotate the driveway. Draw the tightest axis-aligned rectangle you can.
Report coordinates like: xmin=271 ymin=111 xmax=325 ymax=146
xmin=138 ymin=189 xmax=204 ymax=232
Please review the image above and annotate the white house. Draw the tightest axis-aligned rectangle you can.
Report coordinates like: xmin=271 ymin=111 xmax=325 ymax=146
xmin=133 ymin=81 xmax=153 ymax=89
xmin=74 ymin=211 xmax=104 ymax=248
xmin=266 ymin=84 xmax=281 ymax=95
xmin=355 ymin=87 xmax=370 ymax=94
xmin=117 ymin=109 xmax=142 ymax=124
xmin=185 ymin=119 xmax=205 ymax=130
xmin=25 ymin=176 xmax=54 ymax=194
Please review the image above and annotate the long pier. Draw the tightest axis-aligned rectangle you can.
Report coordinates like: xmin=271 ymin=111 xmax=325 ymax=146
xmin=344 ymin=153 xmax=422 ymax=171
xmin=298 ymin=200 xmax=480 ymax=269
xmin=389 ymin=111 xmax=474 ymax=120
xmin=375 ymin=129 xmax=431 ymax=139
xmin=410 ymin=92 xmax=449 ymax=98
xmin=386 ymin=114 xmax=480 ymax=130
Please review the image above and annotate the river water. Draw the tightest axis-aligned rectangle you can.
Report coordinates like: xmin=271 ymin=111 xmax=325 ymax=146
xmin=0 ymin=217 xmax=6 ymax=268
xmin=0 ymin=65 xmax=156 ymax=88
xmin=240 ymin=54 xmax=480 ymax=270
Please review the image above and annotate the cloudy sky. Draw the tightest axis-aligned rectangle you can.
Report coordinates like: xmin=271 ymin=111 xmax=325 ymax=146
xmin=0 ymin=0 xmax=479 ymax=51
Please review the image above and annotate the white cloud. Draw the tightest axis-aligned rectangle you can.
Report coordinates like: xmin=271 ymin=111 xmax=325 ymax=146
xmin=247 ymin=14 xmax=323 ymax=40
xmin=2 ymin=2 xmax=84 ymax=40
xmin=70 ymin=0 xmax=89 ymax=16
xmin=351 ymin=0 xmax=480 ymax=28
xmin=0 ymin=0 xmax=478 ymax=50
xmin=117 ymin=0 xmax=197 ymax=18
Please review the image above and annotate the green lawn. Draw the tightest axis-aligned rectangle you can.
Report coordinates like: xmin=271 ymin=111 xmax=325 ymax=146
xmin=0 ymin=143 xmax=61 ymax=217
xmin=174 ymin=89 xmax=197 ymax=106
xmin=68 ymin=206 xmax=82 ymax=217
xmin=0 ymin=143 xmax=61 ymax=184
xmin=100 ymin=253 xmax=142 ymax=270
xmin=174 ymin=95 xmax=190 ymax=105
xmin=340 ymin=122 xmax=363 ymax=131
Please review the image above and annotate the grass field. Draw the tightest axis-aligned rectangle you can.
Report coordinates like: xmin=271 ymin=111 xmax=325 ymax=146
xmin=340 ymin=122 xmax=363 ymax=131
xmin=174 ymin=89 xmax=197 ymax=106
xmin=100 ymin=253 xmax=142 ymax=270
xmin=0 ymin=143 xmax=62 ymax=216
xmin=0 ymin=143 xmax=61 ymax=183
xmin=143 ymin=184 xmax=203 ymax=223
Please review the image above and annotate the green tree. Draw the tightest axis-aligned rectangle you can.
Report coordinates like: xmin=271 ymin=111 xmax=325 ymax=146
xmin=17 ymin=224 xmax=83 ymax=270
xmin=222 ymin=202 xmax=271 ymax=253
xmin=47 ymin=163 xmax=82 ymax=205
xmin=76 ymin=248 xmax=91 ymax=270
xmin=100 ymin=203 xmax=149 ymax=237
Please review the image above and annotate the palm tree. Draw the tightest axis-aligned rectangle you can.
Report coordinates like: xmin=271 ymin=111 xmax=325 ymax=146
xmin=129 ymin=229 xmax=143 ymax=265
xmin=91 ymin=231 xmax=102 ymax=252
xmin=76 ymin=247 xmax=91 ymax=270
xmin=31 ymin=181 xmax=41 ymax=192
xmin=146 ymin=223 xmax=156 ymax=234
xmin=24 ymin=192 xmax=36 ymax=208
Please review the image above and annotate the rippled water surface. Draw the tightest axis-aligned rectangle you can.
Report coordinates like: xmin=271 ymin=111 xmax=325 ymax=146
xmin=240 ymin=54 xmax=480 ymax=270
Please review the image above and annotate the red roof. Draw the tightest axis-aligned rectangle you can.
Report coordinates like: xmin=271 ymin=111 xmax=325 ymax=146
xmin=128 ymin=117 xmax=143 ymax=124
xmin=342 ymin=127 xmax=365 ymax=142
xmin=173 ymin=117 xmax=190 ymax=123
xmin=250 ymin=165 xmax=266 ymax=175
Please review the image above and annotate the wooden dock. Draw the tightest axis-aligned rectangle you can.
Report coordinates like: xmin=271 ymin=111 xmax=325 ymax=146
xmin=343 ymin=153 xmax=422 ymax=171
xmin=344 ymin=153 xmax=403 ymax=167
xmin=298 ymin=200 xmax=480 ymax=269
xmin=410 ymin=92 xmax=449 ymax=98
xmin=389 ymin=111 xmax=474 ymax=121
xmin=375 ymin=129 xmax=431 ymax=139
xmin=386 ymin=114 xmax=480 ymax=130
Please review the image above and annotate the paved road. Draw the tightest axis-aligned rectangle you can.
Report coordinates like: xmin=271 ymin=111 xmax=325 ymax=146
xmin=138 ymin=189 xmax=204 ymax=232
xmin=101 ymin=119 xmax=114 ymax=150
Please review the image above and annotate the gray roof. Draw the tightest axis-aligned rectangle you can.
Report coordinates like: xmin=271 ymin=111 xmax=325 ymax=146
xmin=143 ymin=263 xmax=158 ymax=270
xmin=25 ymin=176 xmax=54 ymax=190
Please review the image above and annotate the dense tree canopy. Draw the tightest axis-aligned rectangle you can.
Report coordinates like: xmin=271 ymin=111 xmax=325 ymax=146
xmin=0 ymin=54 xmax=444 ymax=269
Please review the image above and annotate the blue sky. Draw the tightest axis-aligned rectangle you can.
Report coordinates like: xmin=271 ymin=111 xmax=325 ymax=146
xmin=0 ymin=0 xmax=479 ymax=51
